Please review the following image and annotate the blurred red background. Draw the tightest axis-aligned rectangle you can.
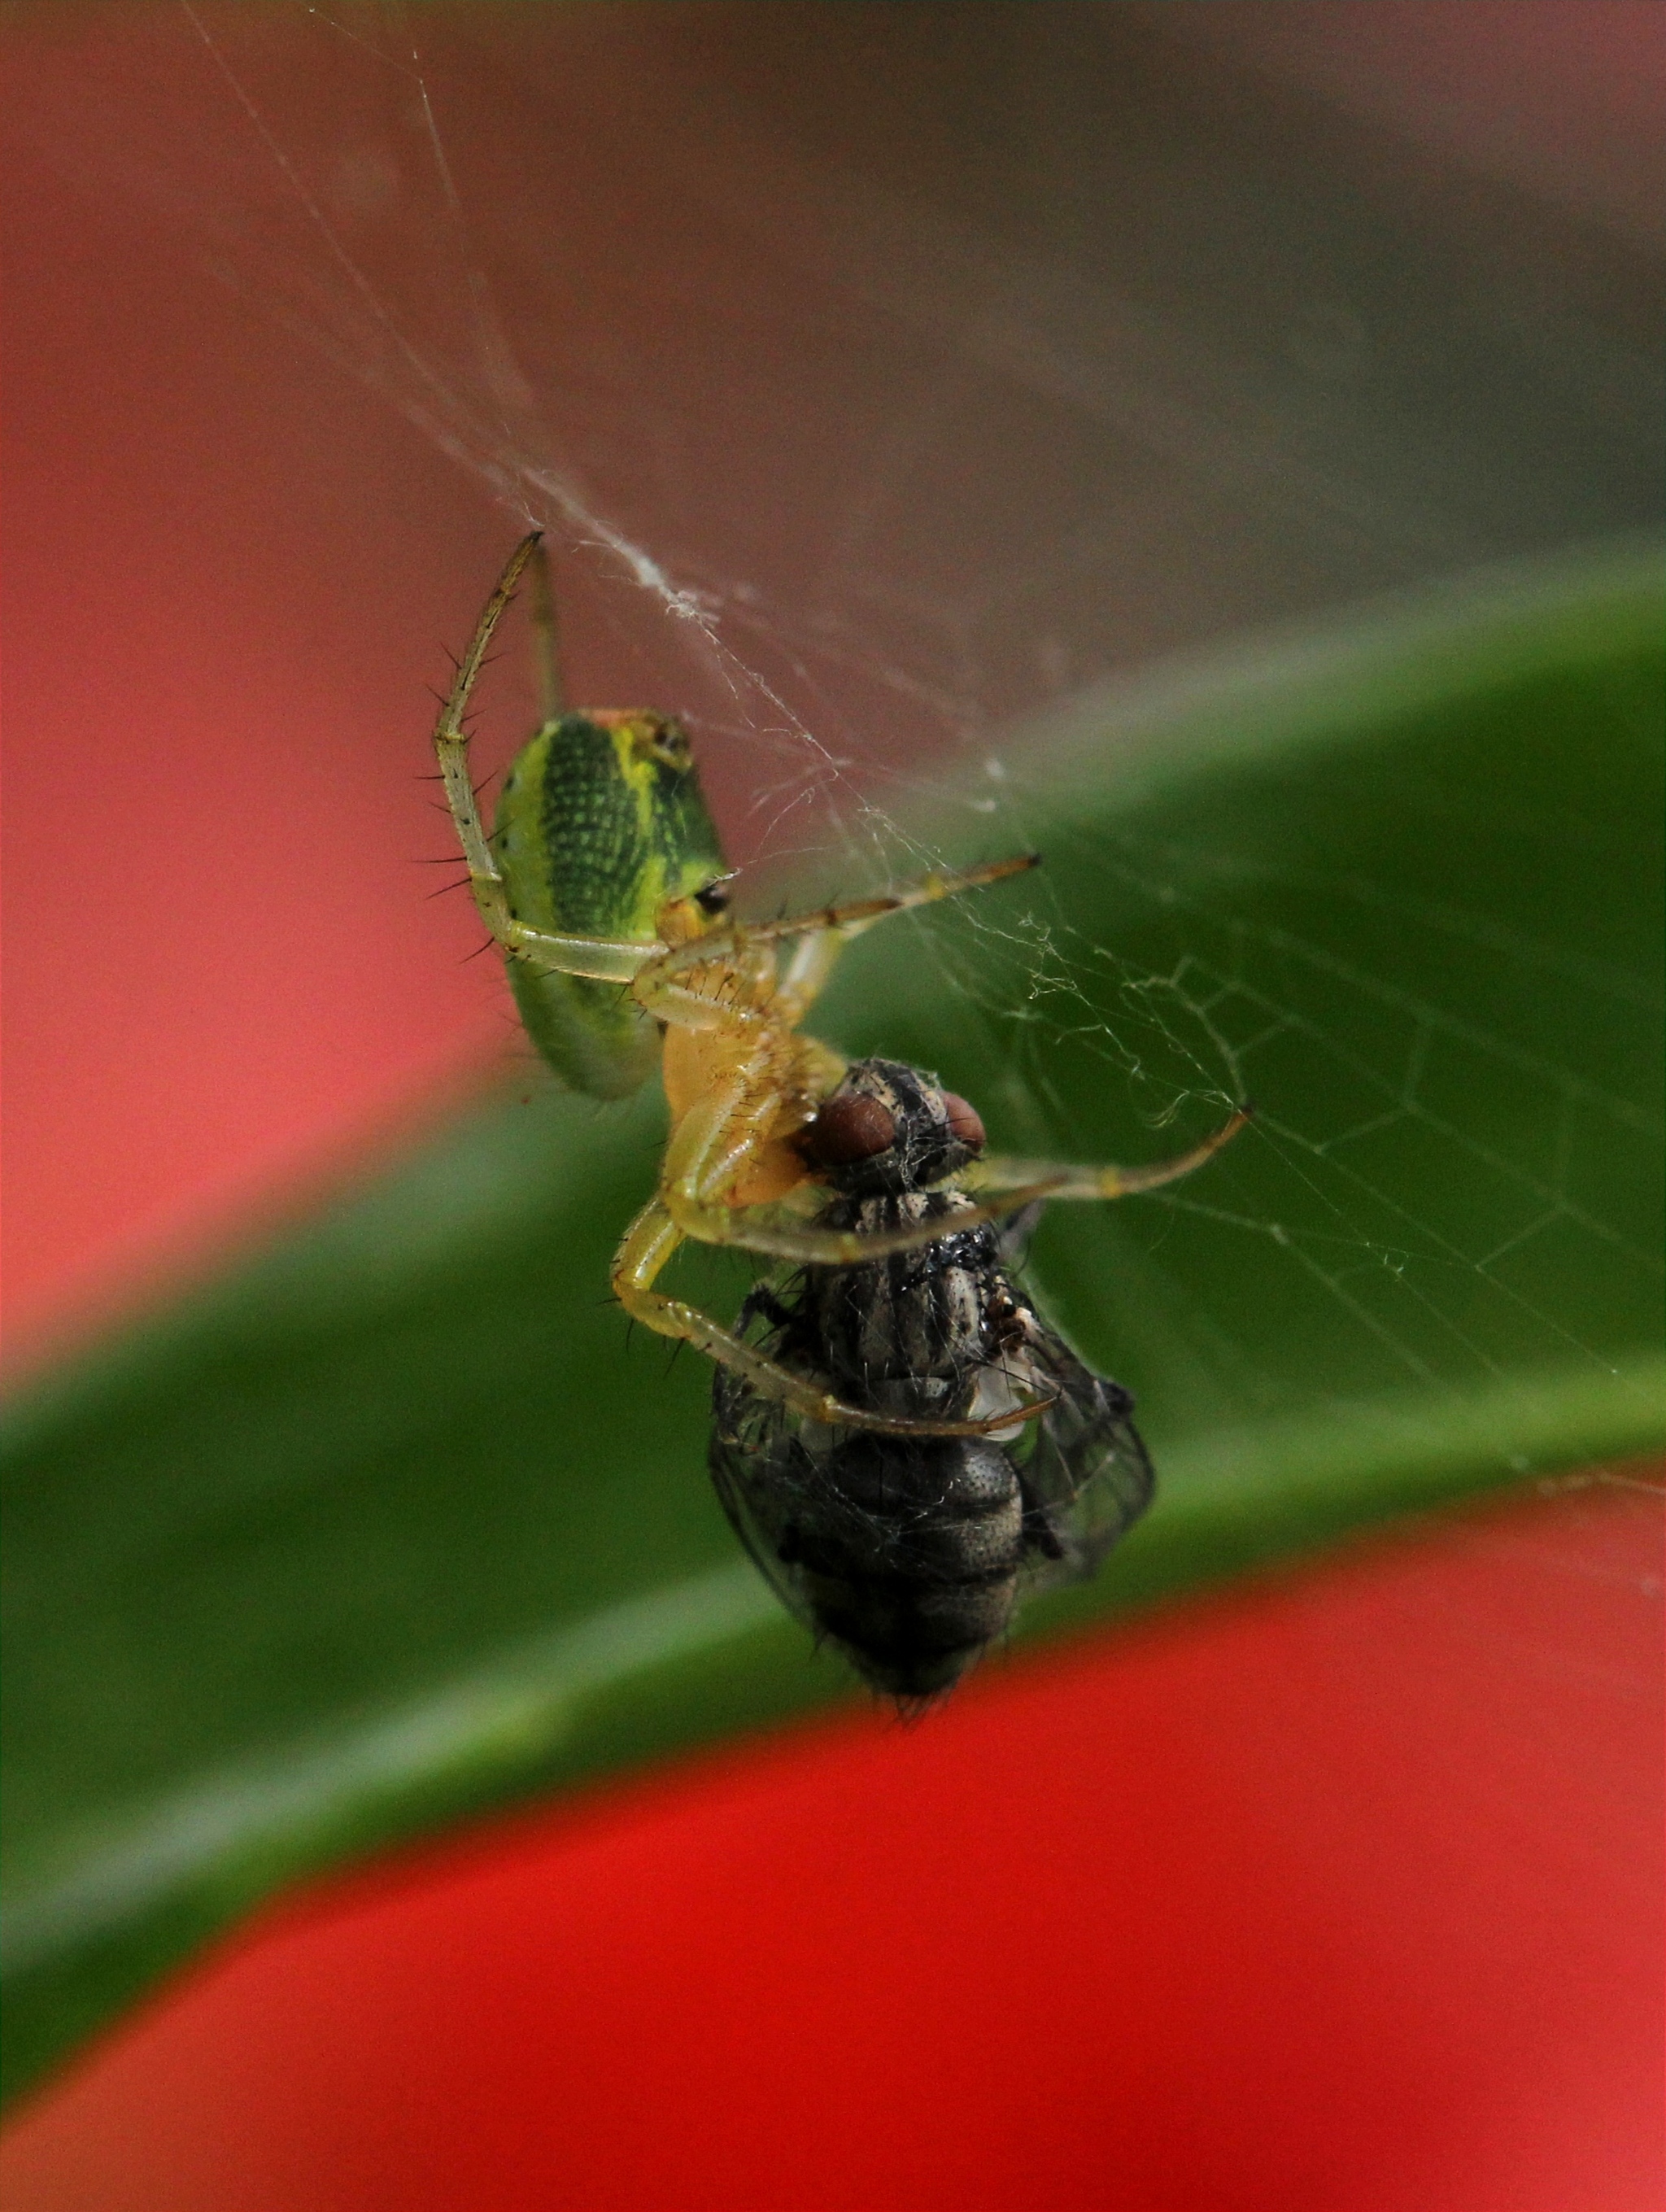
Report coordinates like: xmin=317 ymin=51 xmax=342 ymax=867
xmin=2 ymin=7 xmax=1662 ymax=2207
xmin=1 ymin=1482 xmax=1662 ymax=2212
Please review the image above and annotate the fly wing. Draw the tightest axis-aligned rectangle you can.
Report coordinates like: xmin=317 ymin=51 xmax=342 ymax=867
xmin=1011 ymin=1315 xmax=1155 ymax=1589
xmin=708 ymin=1335 xmax=825 ymax=1638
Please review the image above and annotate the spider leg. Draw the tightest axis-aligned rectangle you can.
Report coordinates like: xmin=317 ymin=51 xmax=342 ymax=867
xmin=963 ymin=1106 xmax=1252 ymax=1204
xmin=432 ymin=532 xmax=537 ymax=890
xmin=651 ymin=852 xmax=1040 ymax=984
xmin=432 ymin=532 xmax=657 ymax=984
xmin=771 ymin=927 xmax=846 ymax=1023
xmin=634 ymin=971 xmax=774 ymax=1034
xmin=674 ymin=1105 xmax=1252 ymax=1266
xmin=612 ymin=1200 xmax=1049 ymax=1438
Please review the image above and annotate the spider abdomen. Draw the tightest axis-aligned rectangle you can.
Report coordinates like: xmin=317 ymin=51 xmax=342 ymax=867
xmin=493 ymin=709 xmax=726 ymax=1098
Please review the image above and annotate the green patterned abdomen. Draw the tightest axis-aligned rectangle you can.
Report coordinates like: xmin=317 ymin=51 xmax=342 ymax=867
xmin=492 ymin=711 xmax=727 ymax=1098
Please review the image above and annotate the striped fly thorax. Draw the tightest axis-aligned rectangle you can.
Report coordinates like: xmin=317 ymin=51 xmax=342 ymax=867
xmin=807 ymin=1189 xmax=1001 ymax=1394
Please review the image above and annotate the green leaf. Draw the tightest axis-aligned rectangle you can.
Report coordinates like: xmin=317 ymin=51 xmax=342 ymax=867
xmin=3 ymin=543 xmax=1661 ymax=2105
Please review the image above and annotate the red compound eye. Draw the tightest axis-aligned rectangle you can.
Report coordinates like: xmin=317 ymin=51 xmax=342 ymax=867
xmin=797 ymin=1093 xmax=897 ymax=1169
xmin=940 ymin=1092 xmax=986 ymax=1153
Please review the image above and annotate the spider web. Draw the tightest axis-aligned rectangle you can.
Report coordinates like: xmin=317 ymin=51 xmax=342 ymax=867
xmin=20 ymin=3 xmax=1663 ymax=1622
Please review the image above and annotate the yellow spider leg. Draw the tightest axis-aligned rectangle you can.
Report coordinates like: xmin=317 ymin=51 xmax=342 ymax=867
xmin=679 ymin=1105 xmax=1253 ymax=1267
xmin=433 ymin=531 xmax=536 ymax=889
xmin=764 ymin=902 xmax=920 ymax=1027
xmin=630 ymin=932 xmax=845 ymax=1039
xmin=433 ymin=531 xmax=657 ymax=985
xmin=649 ymin=857 xmax=1027 ymax=1031
xmin=652 ymin=852 xmax=1040 ymax=984
xmin=501 ymin=919 xmax=658 ymax=985
xmin=962 ymin=1106 xmax=1252 ymax=1204
xmin=661 ymin=1060 xmax=783 ymax=1212
xmin=632 ymin=967 xmax=773 ymax=1034
xmin=611 ymin=1200 xmax=1049 ymax=1438
xmin=771 ymin=927 xmax=847 ymax=1024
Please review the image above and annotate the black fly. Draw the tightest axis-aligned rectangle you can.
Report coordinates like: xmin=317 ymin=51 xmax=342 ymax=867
xmin=709 ymin=1058 xmax=1154 ymax=1701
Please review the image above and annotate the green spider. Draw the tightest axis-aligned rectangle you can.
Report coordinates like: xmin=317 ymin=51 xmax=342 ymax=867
xmin=434 ymin=534 xmax=1245 ymax=1437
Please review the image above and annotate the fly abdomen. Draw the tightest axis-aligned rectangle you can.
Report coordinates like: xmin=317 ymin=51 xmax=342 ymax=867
xmin=786 ymin=1433 xmax=1025 ymax=1699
